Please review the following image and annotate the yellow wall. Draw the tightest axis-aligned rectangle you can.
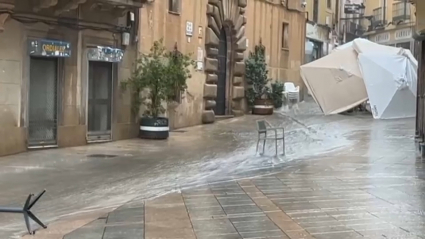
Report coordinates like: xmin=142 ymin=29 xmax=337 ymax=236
xmin=363 ymin=0 xmax=416 ymax=44
xmin=306 ymin=0 xmax=336 ymax=25
xmin=140 ymin=0 xmax=306 ymax=128
xmin=363 ymin=0 xmax=416 ymax=27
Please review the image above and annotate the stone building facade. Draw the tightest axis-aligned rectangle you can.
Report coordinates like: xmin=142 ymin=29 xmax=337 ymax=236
xmin=140 ymin=0 xmax=306 ymax=129
xmin=0 ymin=0 xmax=306 ymax=156
xmin=0 ymin=0 xmax=142 ymax=156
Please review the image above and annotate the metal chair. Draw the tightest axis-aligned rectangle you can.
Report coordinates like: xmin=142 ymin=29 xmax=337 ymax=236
xmin=256 ymin=120 xmax=285 ymax=156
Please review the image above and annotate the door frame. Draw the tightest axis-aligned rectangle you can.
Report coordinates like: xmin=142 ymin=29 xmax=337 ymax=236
xmin=215 ymin=27 xmax=228 ymax=116
xmin=85 ymin=57 xmax=115 ymax=143
xmin=26 ymin=56 xmax=63 ymax=149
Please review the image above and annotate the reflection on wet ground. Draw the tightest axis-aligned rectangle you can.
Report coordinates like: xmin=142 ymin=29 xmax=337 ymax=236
xmin=0 ymin=100 xmax=419 ymax=238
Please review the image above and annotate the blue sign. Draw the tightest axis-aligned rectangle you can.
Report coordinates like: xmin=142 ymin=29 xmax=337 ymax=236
xmin=87 ymin=46 xmax=124 ymax=63
xmin=28 ymin=39 xmax=71 ymax=57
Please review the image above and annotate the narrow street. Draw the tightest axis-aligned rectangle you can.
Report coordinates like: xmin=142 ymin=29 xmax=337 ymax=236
xmin=0 ymin=101 xmax=418 ymax=238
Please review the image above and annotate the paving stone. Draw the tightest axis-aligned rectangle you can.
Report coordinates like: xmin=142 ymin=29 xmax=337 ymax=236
xmin=195 ymin=233 xmax=242 ymax=239
xmin=312 ymin=231 xmax=364 ymax=239
xmin=299 ymin=220 xmax=344 ymax=229
xmin=188 ymin=207 xmax=227 ymax=219
xmin=217 ymin=198 xmax=255 ymax=206
xmin=107 ymin=207 xmax=144 ymax=224
xmin=284 ymin=230 xmax=315 ymax=239
xmin=192 ymin=219 xmax=236 ymax=232
xmin=63 ymin=219 xmax=106 ymax=239
xmin=145 ymin=204 xmax=188 ymax=221
xmin=146 ymin=226 xmax=195 ymax=239
xmin=239 ymin=229 xmax=289 ymax=238
xmin=306 ymin=225 xmax=352 ymax=234
xmin=103 ymin=224 xmax=144 ymax=239
xmin=356 ymin=228 xmax=415 ymax=238
xmin=229 ymin=215 xmax=270 ymax=223
xmin=222 ymin=205 xmax=263 ymax=215
xmin=232 ymin=220 xmax=280 ymax=232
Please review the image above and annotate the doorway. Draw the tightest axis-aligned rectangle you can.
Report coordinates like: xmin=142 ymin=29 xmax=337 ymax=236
xmin=87 ymin=61 xmax=113 ymax=142
xmin=28 ymin=57 xmax=59 ymax=147
xmin=215 ymin=28 xmax=228 ymax=116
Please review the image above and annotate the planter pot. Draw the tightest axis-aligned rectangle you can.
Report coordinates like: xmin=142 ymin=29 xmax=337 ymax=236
xmin=252 ymin=99 xmax=274 ymax=115
xmin=139 ymin=117 xmax=169 ymax=140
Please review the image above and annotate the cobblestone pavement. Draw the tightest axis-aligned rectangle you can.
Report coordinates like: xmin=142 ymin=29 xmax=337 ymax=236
xmin=62 ymin=162 xmax=425 ymax=239
xmin=61 ymin=143 xmax=425 ymax=239
xmin=4 ymin=100 xmax=420 ymax=239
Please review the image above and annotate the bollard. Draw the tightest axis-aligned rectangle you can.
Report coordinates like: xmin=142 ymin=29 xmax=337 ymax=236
xmin=0 ymin=190 xmax=47 ymax=235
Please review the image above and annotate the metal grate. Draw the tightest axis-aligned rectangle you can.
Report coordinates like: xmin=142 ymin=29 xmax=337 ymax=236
xmin=87 ymin=154 xmax=118 ymax=158
xmin=28 ymin=57 xmax=58 ymax=146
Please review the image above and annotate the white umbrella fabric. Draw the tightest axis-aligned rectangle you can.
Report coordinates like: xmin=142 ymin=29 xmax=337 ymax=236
xmin=358 ymin=53 xmax=417 ymax=119
xmin=300 ymin=45 xmax=368 ymax=115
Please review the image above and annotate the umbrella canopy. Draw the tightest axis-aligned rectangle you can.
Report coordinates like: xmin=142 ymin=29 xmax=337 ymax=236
xmin=300 ymin=45 xmax=368 ymax=115
xmin=352 ymin=38 xmax=404 ymax=54
xmin=358 ymin=53 xmax=417 ymax=119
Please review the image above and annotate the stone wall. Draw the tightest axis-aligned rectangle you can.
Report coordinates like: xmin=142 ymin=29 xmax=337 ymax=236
xmin=140 ymin=0 xmax=306 ymax=127
xmin=0 ymin=2 xmax=138 ymax=156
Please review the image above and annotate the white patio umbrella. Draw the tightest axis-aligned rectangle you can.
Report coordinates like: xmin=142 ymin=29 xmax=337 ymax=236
xmin=300 ymin=45 xmax=368 ymax=115
xmin=358 ymin=52 xmax=417 ymax=119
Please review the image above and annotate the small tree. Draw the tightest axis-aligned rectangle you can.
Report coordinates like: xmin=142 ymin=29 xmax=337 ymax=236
xmin=245 ymin=40 xmax=271 ymax=106
xmin=121 ymin=39 xmax=195 ymax=118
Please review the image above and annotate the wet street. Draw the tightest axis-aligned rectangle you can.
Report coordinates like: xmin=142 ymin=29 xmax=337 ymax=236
xmin=0 ymin=100 xmax=420 ymax=238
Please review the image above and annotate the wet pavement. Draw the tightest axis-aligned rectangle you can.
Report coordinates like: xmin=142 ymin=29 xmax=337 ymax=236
xmin=0 ymin=100 xmax=420 ymax=238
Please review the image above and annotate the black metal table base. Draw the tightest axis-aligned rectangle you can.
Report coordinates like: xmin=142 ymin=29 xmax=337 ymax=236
xmin=0 ymin=190 xmax=47 ymax=235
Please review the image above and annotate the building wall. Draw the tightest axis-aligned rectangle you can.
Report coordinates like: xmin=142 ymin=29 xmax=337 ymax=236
xmin=0 ymin=20 xmax=26 ymax=155
xmin=0 ymin=2 xmax=138 ymax=156
xmin=304 ymin=0 xmax=337 ymax=60
xmin=305 ymin=0 xmax=336 ymax=25
xmin=140 ymin=0 xmax=306 ymax=129
xmin=363 ymin=0 xmax=416 ymax=50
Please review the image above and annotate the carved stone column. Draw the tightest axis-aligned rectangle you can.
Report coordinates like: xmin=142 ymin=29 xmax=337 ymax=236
xmin=0 ymin=0 xmax=14 ymax=33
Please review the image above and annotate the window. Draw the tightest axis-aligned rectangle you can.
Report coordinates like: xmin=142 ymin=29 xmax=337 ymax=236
xmin=313 ymin=0 xmax=319 ymax=22
xmin=396 ymin=42 xmax=411 ymax=51
xmin=392 ymin=1 xmax=411 ymax=22
xmin=169 ymin=0 xmax=180 ymax=13
xmin=373 ymin=7 xmax=384 ymax=25
xmin=282 ymin=23 xmax=289 ymax=49
xmin=327 ymin=0 xmax=332 ymax=9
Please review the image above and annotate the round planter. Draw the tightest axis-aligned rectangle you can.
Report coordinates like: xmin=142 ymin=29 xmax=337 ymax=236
xmin=139 ymin=117 xmax=169 ymax=140
xmin=252 ymin=99 xmax=274 ymax=115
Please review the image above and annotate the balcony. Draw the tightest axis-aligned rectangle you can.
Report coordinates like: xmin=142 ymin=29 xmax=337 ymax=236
xmin=372 ymin=7 xmax=387 ymax=29
xmin=393 ymin=1 xmax=411 ymax=23
xmin=96 ymin=0 xmax=145 ymax=8
xmin=30 ymin=0 xmax=145 ymax=14
xmin=346 ymin=21 xmax=364 ymax=36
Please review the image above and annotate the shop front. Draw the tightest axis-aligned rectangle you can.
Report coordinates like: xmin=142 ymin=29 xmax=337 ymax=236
xmin=371 ymin=28 xmax=414 ymax=52
xmin=305 ymin=23 xmax=330 ymax=63
xmin=86 ymin=46 xmax=123 ymax=142
xmin=27 ymin=39 xmax=71 ymax=148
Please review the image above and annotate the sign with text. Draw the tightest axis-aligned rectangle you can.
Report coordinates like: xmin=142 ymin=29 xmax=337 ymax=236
xmin=87 ymin=46 xmax=124 ymax=62
xmin=28 ymin=39 xmax=71 ymax=57
xmin=344 ymin=0 xmax=363 ymax=14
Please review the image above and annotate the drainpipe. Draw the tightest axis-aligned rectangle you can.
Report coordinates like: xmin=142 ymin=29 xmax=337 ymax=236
xmin=335 ymin=0 xmax=339 ymax=45
xmin=383 ymin=0 xmax=387 ymax=24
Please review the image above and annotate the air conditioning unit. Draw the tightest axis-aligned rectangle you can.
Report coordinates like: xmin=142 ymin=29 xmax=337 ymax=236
xmin=415 ymin=0 xmax=425 ymax=36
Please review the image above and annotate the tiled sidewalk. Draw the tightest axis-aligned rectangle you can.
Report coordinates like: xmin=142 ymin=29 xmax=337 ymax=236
xmin=62 ymin=169 xmax=425 ymax=239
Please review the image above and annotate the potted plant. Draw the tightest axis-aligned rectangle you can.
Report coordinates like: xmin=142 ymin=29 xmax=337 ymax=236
xmin=121 ymin=40 xmax=194 ymax=139
xmin=269 ymin=81 xmax=284 ymax=109
xmin=245 ymin=41 xmax=274 ymax=115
